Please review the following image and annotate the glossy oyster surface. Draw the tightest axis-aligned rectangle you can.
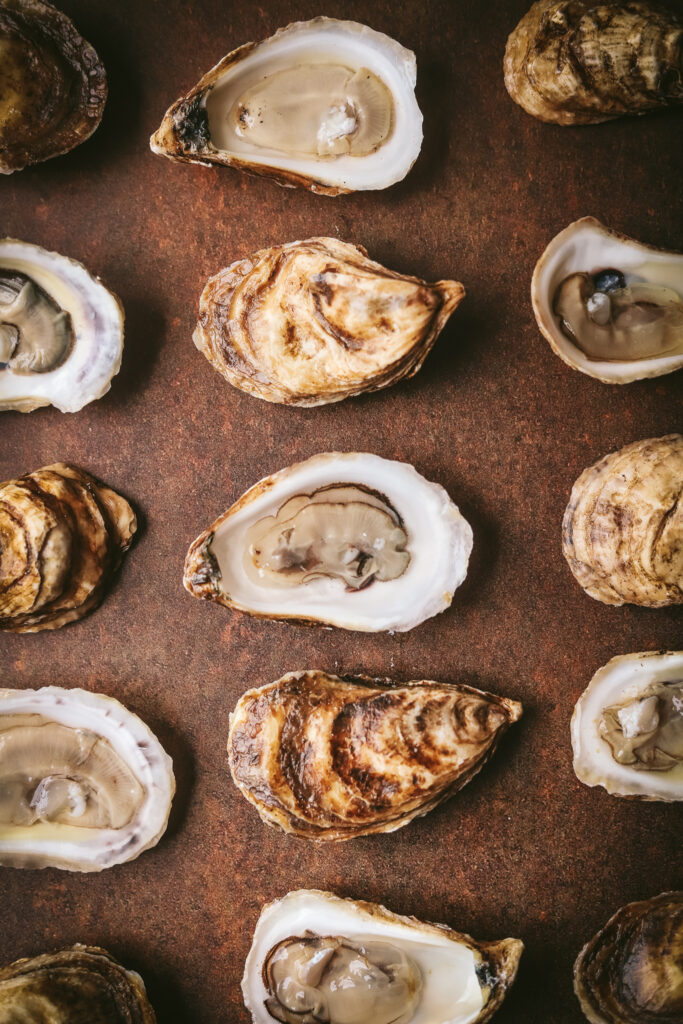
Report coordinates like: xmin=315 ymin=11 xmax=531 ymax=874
xmin=243 ymin=890 xmax=523 ymax=1024
xmin=194 ymin=237 xmax=465 ymax=406
xmin=0 ymin=462 xmax=136 ymax=632
xmin=574 ymin=892 xmax=683 ymax=1024
xmin=532 ymin=218 xmax=683 ymax=383
xmin=504 ymin=0 xmax=683 ymax=125
xmin=562 ymin=435 xmax=683 ymax=607
xmin=0 ymin=0 xmax=107 ymax=173
xmin=150 ymin=18 xmax=423 ymax=195
xmin=184 ymin=453 xmax=473 ymax=632
xmin=0 ymin=944 xmax=157 ymax=1021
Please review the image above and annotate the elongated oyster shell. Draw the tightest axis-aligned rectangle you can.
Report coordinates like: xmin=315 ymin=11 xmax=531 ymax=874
xmin=0 ymin=463 xmax=136 ymax=632
xmin=504 ymin=1 xmax=683 ymax=125
xmin=562 ymin=435 xmax=683 ymax=607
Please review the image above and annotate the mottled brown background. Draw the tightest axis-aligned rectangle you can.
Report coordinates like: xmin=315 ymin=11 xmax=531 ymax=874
xmin=1 ymin=1 xmax=682 ymax=1021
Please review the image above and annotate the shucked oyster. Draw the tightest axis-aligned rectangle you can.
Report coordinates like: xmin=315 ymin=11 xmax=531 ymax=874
xmin=243 ymin=890 xmax=523 ymax=1024
xmin=194 ymin=238 xmax=465 ymax=406
xmin=228 ymin=670 xmax=522 ymax=840
xmin=562 ymin=435 xmax=683 ymax=607
xmin=504 ymin=1 xmax=683 ymax=125
xmin=184 ymin=453 xmax=473 ymax=632
xmin=151 ymin=18 xmax=423 ymax=194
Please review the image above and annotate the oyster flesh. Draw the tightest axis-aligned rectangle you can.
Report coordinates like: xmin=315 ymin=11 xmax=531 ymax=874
xmin=243 ymin=890 xmax=523 ymax=1024
xmin=184 ymin=453 xmax=473 ymax=632
xmin=151 ymin=18 xmax=423 ymax=194
xmin=0 ymin=238 xmax=124 ymax=412
xmin=562 ymin=435 xmax=683 ymax=607
xmin=194 ymin=237 xmax=465 ymax=406
xmin=0 ymin=462 xmax=136 ymax=632
xmin=574 ymin=891 xmax=683 ymax=1024
xmin=0 ymin=944 xmax=157 ymax=1020
xmin=504 ymin=1 xmax=683 ymax=125
xmin=532 ymin=218 xmax=683 ymax=383
xmin=0 ymin=0 xmax=107 ymax=173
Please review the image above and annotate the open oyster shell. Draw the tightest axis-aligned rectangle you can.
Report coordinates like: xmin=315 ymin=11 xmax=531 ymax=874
xmin=0 ymin=0 xmax=107 ymax=173
xmin=562 ymin=435 xmax=683 ymax=607
xmin=194 ymin=237 xmax=465 ymax=406
xmin=0 ymin=462 xmax=136 ymax=632
xmin=504 ymin=1 xmax=683 ymax=125
xmin=228 ymin=670 xmax=522 ymax=840
xmin=150 ymin=18 xmax=423 ymax=195
xmin=184 ymin=453 xmax=473 ymax=632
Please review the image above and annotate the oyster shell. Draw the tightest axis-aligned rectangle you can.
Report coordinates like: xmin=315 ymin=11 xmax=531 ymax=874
xmin=0 ymin=238 xmax=124 ymax=412
xmin=150 ymin=18 xmax=423 ymax=195
xmin=0 ymin=0 xmax=107 ymax=173
xmin=0 ymin=462 xmax=136 ymax=632
xmin=574 ymin=891 xmax=683 ymax=1024
xmin=184 ymin=453 xmax=473 ymax=632
xmin=228 ymin=670 xmax=522 ymax=840
xmin=194 ymin=237 xmax=465 ymax=406
xmin=532 ymin=218 xmax=683 ymax=383
xmin=562 ymin=435 xmax=683 ymax=607
xmin=243 ymin=890 xmax=523 ymax=1024
xmin=504 ymin=1 xmax=683 ymax=125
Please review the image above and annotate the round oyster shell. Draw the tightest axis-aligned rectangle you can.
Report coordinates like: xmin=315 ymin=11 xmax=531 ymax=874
xmin=0 ymin=686 xmax=174 ymax=871
xmin=532 ymin=218 xmax=683 ymax=383
xmin=150 ymin=18 xmax=423 ymax=195
xmin=184 ymin=453 xmax=473 ymax=633
xmin=562 ymin=435 xmax=683 ymax=607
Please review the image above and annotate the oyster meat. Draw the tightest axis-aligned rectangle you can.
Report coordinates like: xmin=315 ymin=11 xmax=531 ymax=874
xmin=0 ymin=0 xmax=107 ymax=173
xmin=0 ymin=462 xmax=136 ymax=632
xmin=504 ymin=0 xmax=683 ymax=125
xmin=194 ymin=237 xmax=465 ymax=406
xmin=562 ymin=435 xmax=683 ymax=607
xmin=243 ymin=890 xmax=523 ymax=1024
xmin=151 ymin=18 xmax=423 ymax=194
xmin=184 ymin=453 xmax=473 ymax=632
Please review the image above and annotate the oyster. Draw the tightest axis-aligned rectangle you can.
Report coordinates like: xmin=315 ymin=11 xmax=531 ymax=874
xmin=0 ymin=0 xmax=107 ymax=173
xmin=562 ymin=435 xmax=683 ymax=607
xmin=150 ymin=18 xmax=423 ymax=195
xmin=184 ymin=453 xmax=473 ymax=632
xmin=243 ymin=890 xmax=523 ymax=1024
xmin=0 ymin=944 xmax=157 ymax=1020
xmin=0 ymin=462 xmax=136 ymax=632
xmin=0 ymin=238 xmax=124 ymax=412
xmin=194 ymin=237 xmax=465 ymax=406
xmin=574 ymin=891 xmax=683 ymax=1024
xmin=228 ymin=670 xmax=522 ymax=840
xmin=504 ymin=1 xmax=683 ymax=125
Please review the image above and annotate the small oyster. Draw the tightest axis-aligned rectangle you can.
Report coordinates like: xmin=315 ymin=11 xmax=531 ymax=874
xmin=194 ymin=237 xmax=465 ymax=406
xmin=504 ymin=0 xmax=683 ymax=125
xmin=562 ymin=435 xmax=682 ymax=607
xmin=0 ymin=0 xmax=107 ymax=173
xmin=574 ymin=892 xmax=683 ymax=1024
xmin=0 ymin=462 xmax=136 ymax=632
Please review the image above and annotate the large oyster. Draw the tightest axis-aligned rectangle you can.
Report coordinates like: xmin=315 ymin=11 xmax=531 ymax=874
xmin=243 ymin=890 xmax=523 ymax=1024
xmin=0 ymin=0 xmax=107 ymax=173
xmin=532 ymin=218 xmax=683 ymax=383
xmin=194 ymin=237 xmax=465 ymax=406
xmin=184 ymin=453 xmax=473 ymax=632
xmin=151 ymin=18 xmax=423 ymax=195
xmin=0 ymin=944 xmax=157 ymax=1020
xmin=574 ymin=892 xmax=683 ymax=1024
xmin=562 ymin=435 xmax=682 ymax=607
xmin=0 ymin=238 xmax=124 ymax=412
xmin=504 ymin=1 xmax=683 ymax=125
xmin=0 ymin=462 xmax=136 ymax=632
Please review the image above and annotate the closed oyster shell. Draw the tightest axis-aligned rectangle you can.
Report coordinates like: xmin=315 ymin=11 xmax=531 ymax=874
xmin=562 ymin=435 xmax=683 ymax=606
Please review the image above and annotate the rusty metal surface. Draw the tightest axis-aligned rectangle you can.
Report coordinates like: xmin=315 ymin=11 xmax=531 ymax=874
xmin=1 ymin=1 xmax=681 ymax=1021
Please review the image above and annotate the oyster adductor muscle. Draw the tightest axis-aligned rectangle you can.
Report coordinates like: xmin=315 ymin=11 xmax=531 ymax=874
xmin=194 ymin=237 xmax=465 ymax=406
